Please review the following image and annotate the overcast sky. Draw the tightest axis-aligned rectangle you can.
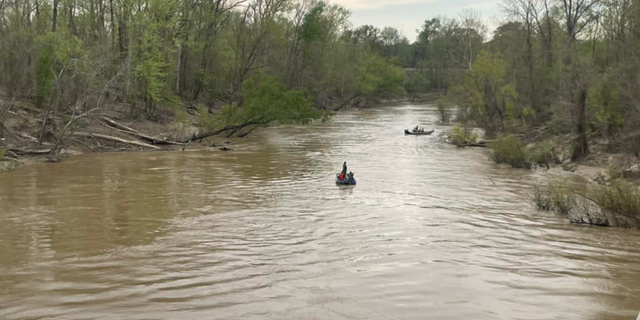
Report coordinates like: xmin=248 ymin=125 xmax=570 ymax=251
xmin=330 ymin=0 xmax=503 ymax=42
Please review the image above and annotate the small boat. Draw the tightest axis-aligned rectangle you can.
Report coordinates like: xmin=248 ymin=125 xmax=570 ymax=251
xmin=405 ymin=129 xmax=435 ymax=135
xmin=336 ymin=173 xmax=356 ymax=185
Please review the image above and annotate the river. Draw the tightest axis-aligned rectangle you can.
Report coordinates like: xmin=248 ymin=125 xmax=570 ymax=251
xmin=1 ymin=104 xmax=639 ymax=320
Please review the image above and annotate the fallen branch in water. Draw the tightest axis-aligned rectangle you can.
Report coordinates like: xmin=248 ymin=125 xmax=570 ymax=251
xmin=73 ymin=132 xmax=162 ymax=150
xmin=9 ymin=148 xmax=52 ymax=155
xmin=48 ymin=106 xmax=99 ymax=161
xmin=101 ymin=116 xmax=184 ymax=146
xmin=181 ymin=140 xmax=192 ymax=151
xmin=181 ymin=118 xmax=265 ymax=143
xmin=239 ymin=125 xmax=259 ymax=138
xmin=457 ymin=141 xmax=488 ymax=148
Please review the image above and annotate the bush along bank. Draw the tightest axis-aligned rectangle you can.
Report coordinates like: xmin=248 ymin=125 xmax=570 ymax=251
xmin=533 ymin=179 xmax=640 ymax=229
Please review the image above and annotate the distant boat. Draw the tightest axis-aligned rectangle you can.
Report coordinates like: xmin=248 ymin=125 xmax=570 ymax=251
xmin=404 ymin=129 xmax=435 ymax=135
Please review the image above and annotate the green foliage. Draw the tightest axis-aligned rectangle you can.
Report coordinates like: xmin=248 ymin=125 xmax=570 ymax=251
xmin=405 ymin=72 xmax=429 ymax=98
xmin=435 ymin=98 xmax=453 ymax=123
xmin=0 ymin=149 xmax=5 ymax=161
xmin=359 ymin=53 xmax=407 ymax=100
xmin=533 ymin=183 xmax=554 ymax=211
xmin=300 ymin=2 xmax=327 ymax=49
xmin=490 ymin=136 xmax=531 ymax=169
xmin=34 ymin=32 xmax=84 ymax=109
xmin=536 ymin=179 xmax=640 ymax=228
xmin=550 ymin=181 xmax=577 ymax=215
xmin=200 ymin=77 xmax=330 ymax=131
xmin=447 ymin=51 xmax=518 ymax=135
xmin=449 ymin=125 xmax=477 ymax=146
xmin=590 ymin=76 xmax=625 ymax=136
xmin=130 ymin=0 xmax=181 ymax=116
xmin=528 ymin=140 xmax=559 ymax=168
xmin=590 ymin=180 xmax=640 ymax=223
xmin=533 ymin=180 xmax=576 ymax=215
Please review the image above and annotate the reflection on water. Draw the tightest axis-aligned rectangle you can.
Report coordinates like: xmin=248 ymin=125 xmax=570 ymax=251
xmin=1 ymin=104 xmax=639 ymax=320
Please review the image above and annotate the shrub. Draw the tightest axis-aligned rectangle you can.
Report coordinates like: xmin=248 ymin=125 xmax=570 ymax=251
xmin=533 ymin=183 xmax=554 ymax=211
xmin=0 ymin=149 xmax=5 ymax=161
xmin=589 ymin=180 xmax=640 ymax=227
xmin=528 ymin=140 xmax=559 ymax=168
xmin=549 ymin=181 xmax=576 ymax=215
xmin=535 ymin=179 xmax=640 ymax=228
xmin=533 ymin=180 xmax=576 ymax=215
xmin=435 ymin=98 xmax=453 ymax=123
xmin=490 ymin=136 xmax=532 ymax=169
xmin=449 ymin=125 xmax=477 ymax=146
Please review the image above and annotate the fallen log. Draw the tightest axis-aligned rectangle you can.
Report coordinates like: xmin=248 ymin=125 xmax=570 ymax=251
xmin=458 ymin=142 xmax=488 ymax=148
xmin=73 ymin=132 xmax=161 ymax=150
xmin=181 ymin=119 xmax=264 ymax=143
xmin=239 ymin=125 xmax=258 ymax=138
xmin=9 ymin=148 xmax=53 ymax=155
xmin=101 ymin=116 xmax=139 ymax=134
xmin=101 ymin=116 xmax=184 ymax=146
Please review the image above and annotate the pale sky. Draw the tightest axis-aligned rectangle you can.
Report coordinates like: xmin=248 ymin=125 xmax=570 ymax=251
xmin=330 ymin=0 xmax=503 ymax=42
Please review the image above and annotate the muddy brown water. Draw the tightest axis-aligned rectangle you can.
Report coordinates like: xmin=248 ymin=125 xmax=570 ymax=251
xmin=1 ymin=104 xmax=639 ymax=320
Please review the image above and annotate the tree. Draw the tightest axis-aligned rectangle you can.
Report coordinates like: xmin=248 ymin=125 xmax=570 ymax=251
xmin=189 ymin=76 xmax=328 ymax=141
xmin=557 ymin=0 xmax=603 ymax=160
xmin=448 ymin=51 xmax=517 ymax=136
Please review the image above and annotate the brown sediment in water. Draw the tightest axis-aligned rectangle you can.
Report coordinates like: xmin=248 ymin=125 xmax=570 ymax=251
xmin=1 ymin=104 xmax=639 ymax=320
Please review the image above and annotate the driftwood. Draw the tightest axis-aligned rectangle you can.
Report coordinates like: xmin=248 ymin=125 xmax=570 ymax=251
xmin=239 ymin=125 xmax=258 ymax=138
xmin=181 ymin=140 xmax=192 ymax=151
xmin=74 ymin=132 xmax=161 ymax=150
xmin=48 ymin=106 xmax=98 ymax=161
xmin=101 ymin=117 xmax=184 ymax=146
xmin=181 ymin=119 xmax=264 ymax=143
xmin=458 ymin=142 xmax=489 ymax=148
xmin=9 ymin=148 xmax=53 ymax=155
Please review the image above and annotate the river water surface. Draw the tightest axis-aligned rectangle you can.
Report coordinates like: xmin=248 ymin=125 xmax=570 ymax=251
xmin=1 ymin=104 xmax=639 ymax=320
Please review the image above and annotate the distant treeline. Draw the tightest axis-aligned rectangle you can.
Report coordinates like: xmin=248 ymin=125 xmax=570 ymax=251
xmin=1 ymin=0 xmax=640 ymax=157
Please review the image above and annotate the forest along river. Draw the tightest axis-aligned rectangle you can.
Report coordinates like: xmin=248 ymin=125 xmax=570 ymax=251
xmin=1 ymin=104 xmax=640 ymax=320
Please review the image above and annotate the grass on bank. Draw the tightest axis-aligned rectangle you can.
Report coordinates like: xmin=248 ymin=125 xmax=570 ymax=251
xmin=533 ymin=179 xmax=640 ymax=229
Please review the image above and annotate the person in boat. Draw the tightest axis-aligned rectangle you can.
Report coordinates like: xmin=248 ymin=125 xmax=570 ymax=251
xmin=340 ymin=162 xmax=348 ymax=180
xmin=337 ymin=162 xmax=347 ymax=181
xmin=414 ymin=125 xmax=419 ymax=132
xmin=348 ymin=171 xmax=354 ymax=182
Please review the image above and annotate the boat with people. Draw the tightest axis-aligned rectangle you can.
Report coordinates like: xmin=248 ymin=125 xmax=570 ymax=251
xmin=405 ymin=125 xmax=434 ymax=135
xmin=336 ymin=161 xmax=356 ymax=185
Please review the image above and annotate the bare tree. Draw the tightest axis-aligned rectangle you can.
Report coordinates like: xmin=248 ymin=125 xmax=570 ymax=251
xmin=52 ymin=0 xmax=58 ymax=32
xmin=504 ymin=0 xmax=539 ymax=113
xmin=559 ymin=0 xmax=603 ymax=44
xmin=458 ymin=9 xmax=487 ymax=70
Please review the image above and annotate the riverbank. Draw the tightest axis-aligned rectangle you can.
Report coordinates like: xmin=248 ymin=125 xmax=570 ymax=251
xmin=442 ymin=124 xmax=640 ymax=228
xmin=0 ymin=101 xmax=200 ymax=172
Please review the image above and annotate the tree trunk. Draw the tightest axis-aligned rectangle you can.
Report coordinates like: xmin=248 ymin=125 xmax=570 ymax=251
xmin=68 ymin=0 xmax=75 ymax=35
xmin=74 ymin=132 xmax=162 ymax=150
xmin=52 ymin=0 xmax=58 ymax=32
xmin=572 ymin=88 xmax=590 ymax=161
xmin=525 ymin=17 xmax=536 ymax=113
xmin=109 ymin=0 xmax=116 ymax=47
